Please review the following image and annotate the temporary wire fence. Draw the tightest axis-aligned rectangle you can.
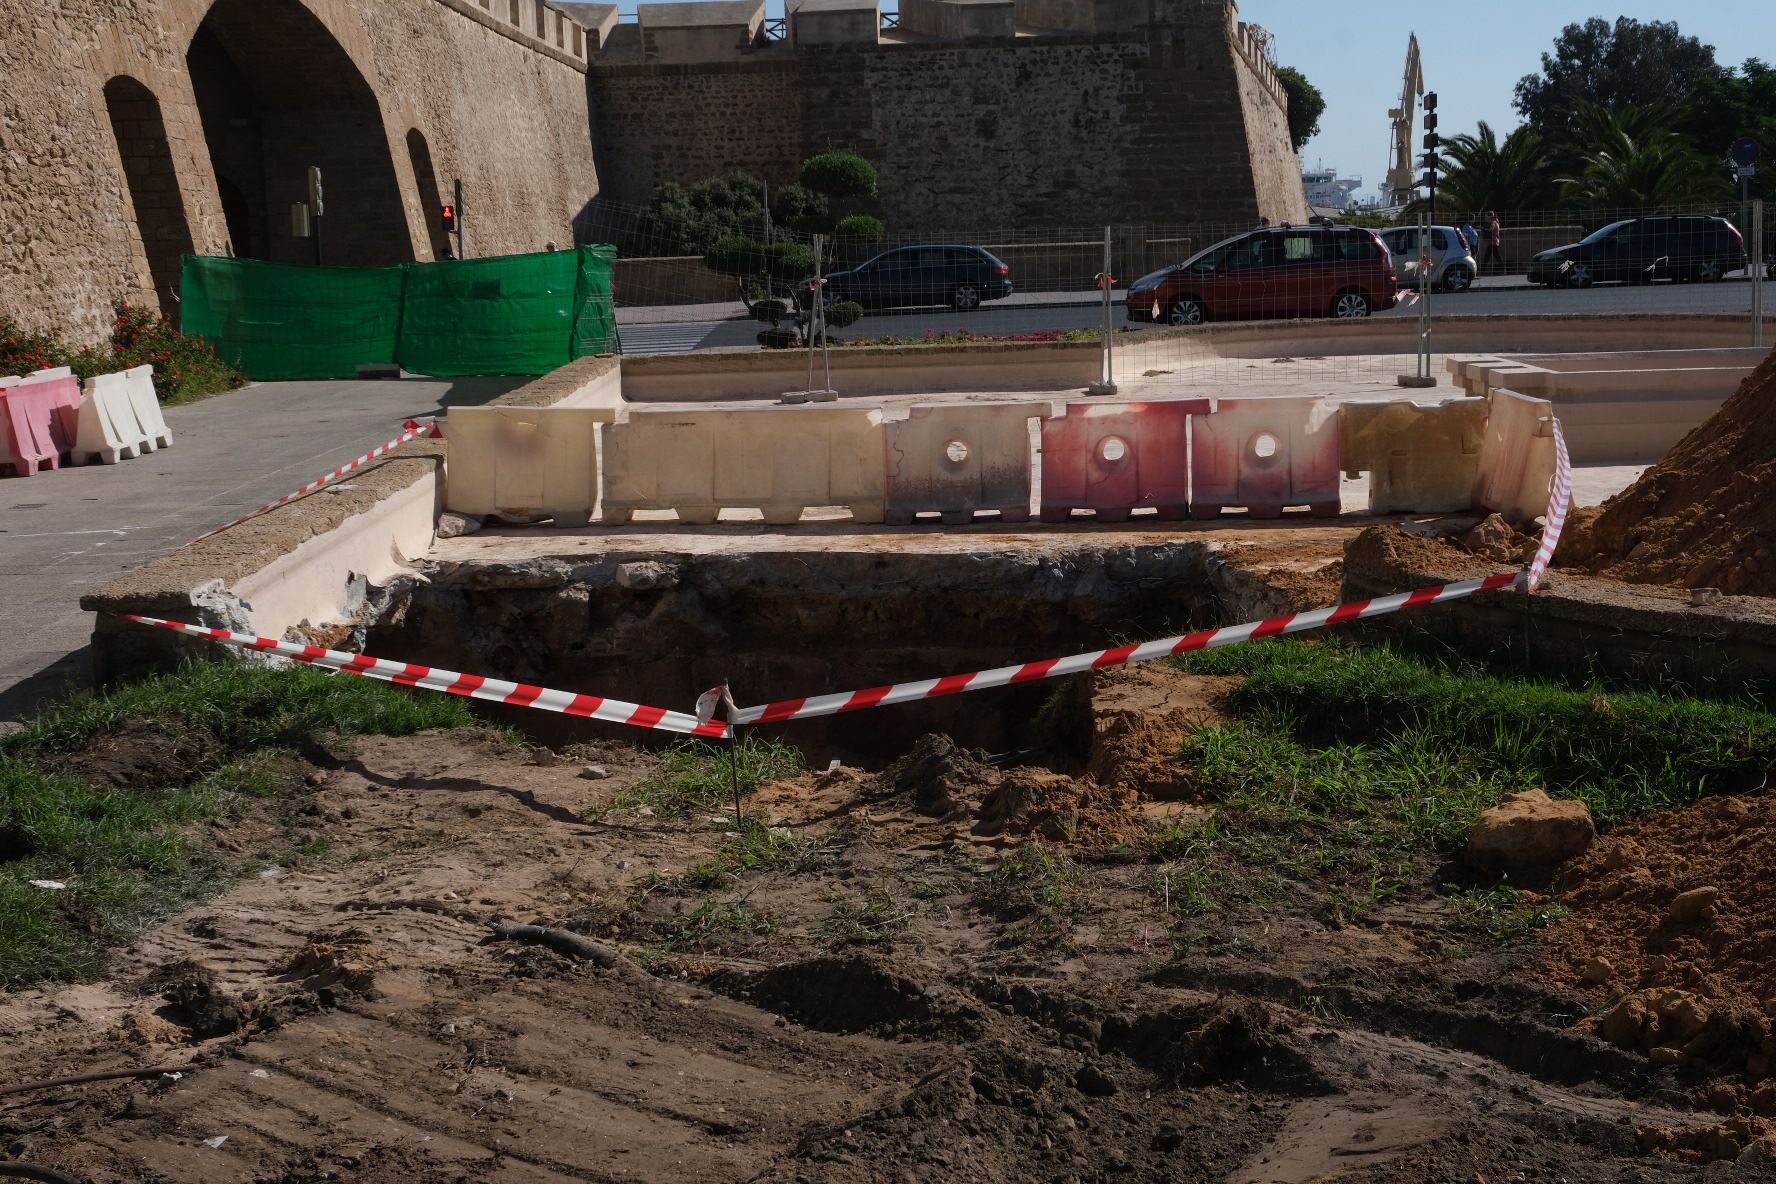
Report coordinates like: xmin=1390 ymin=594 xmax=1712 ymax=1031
xmin=587 ymin=193 xmax=1770 ymax=390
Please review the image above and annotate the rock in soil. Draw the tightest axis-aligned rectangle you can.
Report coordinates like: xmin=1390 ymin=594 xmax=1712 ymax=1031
xmin=1465 ymin=789 xmax=1594 ymax=877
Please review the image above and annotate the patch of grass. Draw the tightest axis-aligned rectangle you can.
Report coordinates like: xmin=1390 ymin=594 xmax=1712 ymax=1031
xmin=648 ymin=820 xmax=844 ymax=896
xmin=978 ymin=843 xmax=1082 ymax=945
xmin=1447 ymin=884 xmax=1572 ymax=942
xmin=588 ymin=737 xmax=805 ymax=821
xmin=1 ymin=663 xmax=474 ymax=985
xmin=654 ymin=899 xmax=777 ymax=951
xmin=1171 ymin=637 xmax=1775 ymax=824
xmin=826 ymin=886 xmax=912 ymax=945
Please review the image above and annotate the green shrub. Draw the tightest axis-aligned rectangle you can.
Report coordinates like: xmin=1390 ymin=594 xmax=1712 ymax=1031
xmin=833 ymin=214 xmax=885 ymax=241
xmin=0 ymin=301 xmax=244 ymax=405
xmin=800 ymin=151 xmax=878 ymax=199
xmin=704 ymin=235 xmax=815 ymax=284
xmin=827 ymin=300 xmax=865 ymax=329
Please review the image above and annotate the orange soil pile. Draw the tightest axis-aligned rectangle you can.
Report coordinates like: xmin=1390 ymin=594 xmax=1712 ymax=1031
xmin=1544 ymin=791 xmax=1776 ymax=1111
xmin=1563 ymin=346 xmax=1776 ymax=595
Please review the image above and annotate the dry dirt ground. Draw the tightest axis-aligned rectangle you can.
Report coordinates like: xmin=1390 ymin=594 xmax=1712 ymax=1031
xmin=0 ymin=667 xmax=1766 ymax=1183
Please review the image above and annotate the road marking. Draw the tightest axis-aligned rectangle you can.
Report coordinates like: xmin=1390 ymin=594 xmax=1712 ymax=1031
xmin=617 ymin=322 xmax=721 ymax=354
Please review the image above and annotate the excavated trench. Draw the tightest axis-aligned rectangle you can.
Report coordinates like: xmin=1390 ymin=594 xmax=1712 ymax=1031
xmin=367 ymin=536 xmax=1322 ymax=759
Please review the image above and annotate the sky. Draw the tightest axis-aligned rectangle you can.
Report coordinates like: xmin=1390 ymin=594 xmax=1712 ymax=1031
xmin=1244 ymin=0 xmax=1775 ymax=201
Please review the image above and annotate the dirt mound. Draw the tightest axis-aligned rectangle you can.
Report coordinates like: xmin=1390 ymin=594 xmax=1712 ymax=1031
xmin=976 ymin=770 xmax=1145 ymax=844
xmin=1544 ymin=790 xmax=1776 ymax=1082
xmin=56 ymin=716 xmax=216 ymax=790
xmin=1342 ymin=524 xmax=1506 ymax=589
xmin=864 ymin=733 xmax=997 ymax=819
xmin=1086 ymin=665 xmax=1232 ymax=800
xmin=1563 ymin=345 xmax=1776 ymax=596
xmin=139 ymin=960 xmax=247 ymax=1039
xmin=740 ymin=953 xmax=985 ymax=1040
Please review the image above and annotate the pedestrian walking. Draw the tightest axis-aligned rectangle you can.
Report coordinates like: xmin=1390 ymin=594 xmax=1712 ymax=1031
xmin=1482 ymin=211 xmax=1504 ymax=274
xmin=1461 ymin=220 xmax=1480 ymax=257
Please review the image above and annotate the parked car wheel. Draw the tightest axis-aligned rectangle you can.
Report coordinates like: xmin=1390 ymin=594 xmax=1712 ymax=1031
xmin=1330 ymin=289 xmax=1371 ymax=319
xmin=950 ymin=283 xmax=981 ymax=311
xmin=1166 ymin=297 xmax=1207 ymax=326
xmin=1561 ymin=262 xmax=1593 ymax=289
xmin=1441 ymin=265 xmax=1473 ymax=292
xmin=1692 ymin=258 xmax=1725 ymax=283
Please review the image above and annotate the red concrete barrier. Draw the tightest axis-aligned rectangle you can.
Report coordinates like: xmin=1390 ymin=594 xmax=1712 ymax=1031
xmin=1037 ymin=399 xmax=1208 ymax=523
xmin=1190 ymin=396 xmax=1341 ymax=519
xmin=0 ymin=373 xmax=79 ymax=477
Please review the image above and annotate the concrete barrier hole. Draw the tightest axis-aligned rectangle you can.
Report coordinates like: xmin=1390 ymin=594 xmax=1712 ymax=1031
xmin=944 ymin=439 xmax=971 ymax=465
xmin=1252 ymin=432 xmax=1279 ymax=460
xmin=1099 ymin=436 xmax=1128 ymax=463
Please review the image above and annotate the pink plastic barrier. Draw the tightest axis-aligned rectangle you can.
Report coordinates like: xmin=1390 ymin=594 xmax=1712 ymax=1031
xmin=1189 ymin=396 xmax=1341 ymax=519
xmin=0 ymin=374 xmax=79 ymax=477
xmin=1037 ymin=399 xmax=1208 ymax=523
xmin=884 ymin=401 xmax=1050 ymax=525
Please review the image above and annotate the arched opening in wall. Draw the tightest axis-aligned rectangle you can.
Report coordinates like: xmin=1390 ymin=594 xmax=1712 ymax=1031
xmin=405 ymin=129 xmax=451 ymax=261
xmin=102 ymin=76 xmax=194 ymax=319
xmin=186 ymin=0 xmax=412 ymax=267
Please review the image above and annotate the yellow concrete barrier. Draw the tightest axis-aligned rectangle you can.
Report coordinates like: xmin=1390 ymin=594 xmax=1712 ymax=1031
xmin=602 ymin=405 xmax=886 ymax=525
xmin=444 ymin=406 xmax=614 ymax=526
xmin=1340 ymin=396 xmax=1487 ymax=514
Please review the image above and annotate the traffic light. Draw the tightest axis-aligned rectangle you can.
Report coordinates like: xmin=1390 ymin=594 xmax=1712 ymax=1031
xmin=440 ymin=204 xmax=457 ymax=233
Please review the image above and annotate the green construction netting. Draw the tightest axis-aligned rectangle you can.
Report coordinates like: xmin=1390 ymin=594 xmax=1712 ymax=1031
xmin=179 ymin=246 xmax=616 ymax=381
xmin=180 ymin=256 xmax=404 ymax=381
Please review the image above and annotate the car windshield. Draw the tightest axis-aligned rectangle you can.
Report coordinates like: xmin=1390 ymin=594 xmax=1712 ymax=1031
xmin=1579 ymin=220 xmax=1634 ymax=245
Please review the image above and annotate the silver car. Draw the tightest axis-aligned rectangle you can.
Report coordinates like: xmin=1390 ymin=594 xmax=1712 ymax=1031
xmin=1378 ymin=225 xmax=1478 ymax=292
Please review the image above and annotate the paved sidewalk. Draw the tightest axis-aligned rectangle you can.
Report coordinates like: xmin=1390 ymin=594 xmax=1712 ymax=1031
xmin=0 ymin=375 xmax=522 ymax=720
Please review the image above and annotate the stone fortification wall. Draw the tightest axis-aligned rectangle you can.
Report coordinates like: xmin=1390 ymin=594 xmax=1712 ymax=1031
xmin=589 ymin=0 xmax=1308 ymax=233
xmin=0 ymin=0 xmax=597 ymax=341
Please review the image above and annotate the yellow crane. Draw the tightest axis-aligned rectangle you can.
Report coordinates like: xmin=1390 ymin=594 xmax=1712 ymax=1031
xmin=1384 ymin=34 xmax=1424 ymax=209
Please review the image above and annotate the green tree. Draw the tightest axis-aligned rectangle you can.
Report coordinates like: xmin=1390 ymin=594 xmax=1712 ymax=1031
xmin=1680 ymin=57 xmax=1776 ymax=200
xmin=1437 ymin=122 xmax=1554 ymax=212
xmin=1554 ymin=114 xmax=1728 ymax=208
xmin=1513 ymin=18 xmax=1723 ymax=138
xmin=1274 ymin=66 xmax=1325 ymax=153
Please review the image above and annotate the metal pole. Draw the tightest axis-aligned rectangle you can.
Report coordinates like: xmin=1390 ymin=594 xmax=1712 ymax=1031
xmin=1754 ymin=198 xmax=1766 ymax=349
xmin=453 ymin=178 xmax=466 ymax=260
xmin=762 ymin=179 xmax=770 ymax=247
xmin=1420 ymin=212 xmax=1433 ymax=381
xmin=1088 ymin=225 xmax=1118 ymax=395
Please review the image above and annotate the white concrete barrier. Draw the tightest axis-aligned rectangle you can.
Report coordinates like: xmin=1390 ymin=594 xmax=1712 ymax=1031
xmin=602 ymin=405 xmax=886 ymax=525
xmin=444 ymin=406 xmax=614 ymax=526
xmin=884 ymin=401 xmax=1052 ymax=525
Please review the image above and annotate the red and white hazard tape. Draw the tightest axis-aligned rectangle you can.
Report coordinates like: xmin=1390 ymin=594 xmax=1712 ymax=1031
xmin=1525 ymin=414 xmax=1571 ymax=590
xmin=127 ymin=420 xmax=1569 ymax=741
xmin=118 ymin=613 xmax=729 ymax=739
xmin=733 ymin=418 xmax=1571 ymax=726
xmin=189 ymin=418 xmax=442 ymax=545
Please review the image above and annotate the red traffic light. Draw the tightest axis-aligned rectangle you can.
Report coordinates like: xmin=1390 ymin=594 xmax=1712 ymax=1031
xmin=440 ymin=204 xmax=457 ymax=232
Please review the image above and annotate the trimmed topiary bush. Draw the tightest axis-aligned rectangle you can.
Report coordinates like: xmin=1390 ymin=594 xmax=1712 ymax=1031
xmin=833 ymin=214 xmax=885 ymax=242
xmin=827 ymin=300 xmax=865 ymax=329
xmin=799 ymin=151 xmax=878 ymax=199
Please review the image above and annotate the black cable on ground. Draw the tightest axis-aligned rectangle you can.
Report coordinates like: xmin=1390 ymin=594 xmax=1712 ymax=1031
xmin=0 ymin=1164 xmax=92 ymax=1184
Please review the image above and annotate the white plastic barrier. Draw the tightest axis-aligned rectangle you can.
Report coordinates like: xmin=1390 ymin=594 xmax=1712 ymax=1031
xmin=123 ymin=365 xmax=173 ymax=450
xmin=444 ymin=405 xmax=614 ymax=527
xmin=602 ymin=405 xmax=886 ymax=525
xmin=884 ymin=401 xmax=1051 ymax=525
xmin=74 ymin=371 xmax=153 ymax=465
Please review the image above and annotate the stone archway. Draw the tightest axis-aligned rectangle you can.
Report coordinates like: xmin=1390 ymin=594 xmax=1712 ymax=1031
xmin=405 ymin=129 xmax=452 ymax=262
xmin=185 ymin=0 xmax=412 ymax=266
xmin=102 ymin=76 xmax=196 ymax=318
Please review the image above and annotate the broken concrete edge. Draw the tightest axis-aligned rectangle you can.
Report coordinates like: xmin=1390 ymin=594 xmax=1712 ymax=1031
xmin=1342 ymin=549 xmax=1776 ymax=689
xmin=79 ymin=356 xmax=623 ymax=685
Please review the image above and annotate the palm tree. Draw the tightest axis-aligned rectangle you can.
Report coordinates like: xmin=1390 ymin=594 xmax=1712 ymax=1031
xmin=1436 ymin=122 xmax=1554 ymax=213
xmin=1549 ymin=102 xmax=1729 ymax=208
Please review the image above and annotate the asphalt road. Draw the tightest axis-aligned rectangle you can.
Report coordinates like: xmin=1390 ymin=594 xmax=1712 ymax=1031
xmin=616 ymin=276 xmax=1764 ymax=354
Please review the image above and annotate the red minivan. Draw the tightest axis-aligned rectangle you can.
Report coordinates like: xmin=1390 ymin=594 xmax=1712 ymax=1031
xmin=1125 ymin=224 xmax=1398 ymax=326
